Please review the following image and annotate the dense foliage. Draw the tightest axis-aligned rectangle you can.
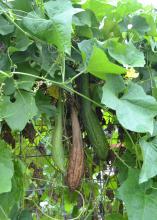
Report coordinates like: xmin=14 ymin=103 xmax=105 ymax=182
xmin=1 ymin=0 xmax=157 ymax=219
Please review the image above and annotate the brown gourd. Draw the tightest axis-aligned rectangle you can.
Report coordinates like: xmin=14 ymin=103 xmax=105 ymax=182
xmin=67 ymin=104 xmax=84 ymax=191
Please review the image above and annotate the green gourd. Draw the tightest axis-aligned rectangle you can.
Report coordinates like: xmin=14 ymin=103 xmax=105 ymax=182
xmin=52 ymin=95 xmax=65 ymax=173
xmin=80 ymin=74 xmax=109 ymax=160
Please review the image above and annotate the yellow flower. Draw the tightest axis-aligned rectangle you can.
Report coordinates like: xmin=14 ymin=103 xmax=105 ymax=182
xmin=125 ymin=68 xmax=139 ymax=79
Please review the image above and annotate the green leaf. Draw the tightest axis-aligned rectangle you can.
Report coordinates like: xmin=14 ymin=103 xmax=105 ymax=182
xmin=1 ymin=91 xmax=38 ymax=131
xmin=73 ymin=10 xmax=93 ymax=27
xmin=101 ymin=75 xmax=157 ymax=133
xmin=15 ymin=63 xmax=39 ymax=91
xmin=3 ymin=78 xmax=15 ymax=95
xmin=0 ymin=141 xmax=14 ymax=194
xmin=106 ymin=213 xmax=127 ymax=220
xmin=75 ymin=25 xmax=94 ymax=38
xmin=11 ymin=0 xmax=32 ymax=12
xmin=0 ymin=159 xmax=26 ymax=219
xmin=35 ymin=90 xmax=56 ymax=116
xmin=44 ymin=0 xmax=82 ymax=54
xmin=119 ymin=14 xmax=150 ymax=35
xmin=108 ymin=41 xmax=145 ymax=67
xmin=0 ymin=71 xmax=12 ymax=84
xmin=0 ymin=53 xmax=11 ymax=71
xmin=19 ymin=209 xmax=32 ymax=220
xmin=132 ymin=15 xmax=150 ymax=35
xmin=22 ymin=0 xmax=82 ymax=54
xmin=152 ymin=121 xmax=157 ymax=137
xmin=144 ymin=15 xmax=157 ymax=37
xmin=0 ymin=15 xmax=14 ymax=35
xmin=9 ymin=31 xmax=33 ymax=54
xmin=82 ymin=0 xmax=114 ymax=20
xmin=35 ymin=45 xmax=58 ymax=72
xmin=139 ymin=137 xmax=157 ymax=183
xmin=116 ymin=0 xmax=142 ymax=20
xmin=118 ymin=169 xmax=157 ymax=220
xmin=78 ymin=40 xmax=126 ymax=79
xmin=22 ymin=11 xmax=54 ymax=43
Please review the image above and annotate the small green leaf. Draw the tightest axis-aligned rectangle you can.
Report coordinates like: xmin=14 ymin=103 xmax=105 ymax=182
xmin=139 ymin=137 xmax=157 ymax=183
xmin=118 ymin=169 xmax=157 ymax=220
xmin=101 ymin=75 xmax=157 ymax=133
xmin=0 ymin=141 xmax=14 ymax=194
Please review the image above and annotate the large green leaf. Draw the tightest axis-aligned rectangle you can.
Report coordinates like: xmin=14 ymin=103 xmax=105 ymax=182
xmin=44 ymin=0 xmax=82 ymax=54
xmin=101 ymin=75 xmax=157 ymax=133
xmin=0 ymin=141 xmax=14 ymax=194
xmin=78 ymin=40 xmax=126 ymax=79
xmin=107 ymin=41 xmax=145 ymax=67
xmin=139 ymin=137 xmax=157 ymax=183
xmin=22 ymin=0 xmax=82 ymax=54
xmin=118 ymin=169 xmax=157 ymax=220
xmin=22 ymin=11 xmax=54 ymax=43
xmin=0 ymin=91 xmax=38 ymax=131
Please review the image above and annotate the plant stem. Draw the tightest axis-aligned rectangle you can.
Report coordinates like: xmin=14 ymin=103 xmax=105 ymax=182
xmin=113 ymin=150 xmax=131 ymax=169
xmin=61 ymin=54 xmax=65 ymax=82
xmin=124 ymin=128 xmax=141 ymax=168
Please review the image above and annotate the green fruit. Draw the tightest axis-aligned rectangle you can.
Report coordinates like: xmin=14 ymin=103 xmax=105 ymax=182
xmin=80 ymin=74 xmax=108 ymax=160
xmin=52 ymin=95 xmax=65 ymax=173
